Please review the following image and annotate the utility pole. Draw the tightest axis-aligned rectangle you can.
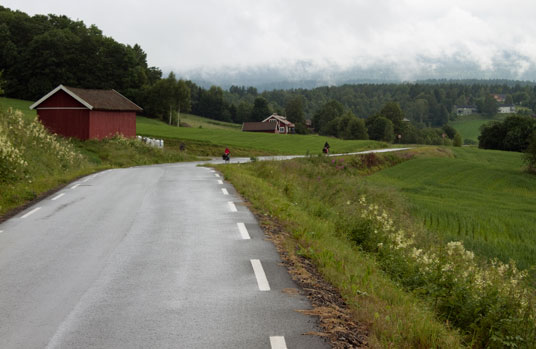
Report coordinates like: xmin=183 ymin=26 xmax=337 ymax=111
xmin=168 ymin=105 xmax=172 ymax=125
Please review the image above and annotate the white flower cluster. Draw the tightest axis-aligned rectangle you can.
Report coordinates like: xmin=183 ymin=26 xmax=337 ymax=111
xmin=357 ymin=194 xmax=535 ymax=325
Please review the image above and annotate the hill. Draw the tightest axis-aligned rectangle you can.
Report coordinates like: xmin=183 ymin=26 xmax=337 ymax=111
xmin=449 ymin=114 xmax=506 ymax=142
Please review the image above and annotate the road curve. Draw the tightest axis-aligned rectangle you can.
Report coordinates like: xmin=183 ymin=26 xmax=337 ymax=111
xmin=0 ymin=162 xmax=328 ymax=348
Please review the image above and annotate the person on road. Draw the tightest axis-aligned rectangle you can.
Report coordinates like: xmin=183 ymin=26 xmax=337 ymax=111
xmin=223 ymin=147 xmax=230 ymax=162
xmin=323 ymin=141 xmax=330 ymax=154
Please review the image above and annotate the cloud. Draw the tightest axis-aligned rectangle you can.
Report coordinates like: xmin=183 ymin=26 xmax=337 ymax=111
xmin=4 ymin=0 xmax=536 ymax=79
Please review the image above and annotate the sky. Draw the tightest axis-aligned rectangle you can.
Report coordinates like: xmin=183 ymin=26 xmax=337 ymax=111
xmin=4 ymin=0 xmax=536 ymax=81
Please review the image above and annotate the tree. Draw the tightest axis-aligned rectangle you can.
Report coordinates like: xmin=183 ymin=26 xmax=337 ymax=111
xmin=345 ymin=117 xmax=368 ymax=140
xmin=285 ymin=96 xmax=305 ymax=125
xmin=479 ymin=94 xmax=498 ymax=117
xmin=379 ymin=102 xmax=404 ymax=134
xmin=367 ymin=116 xmax=394 ymax=142
xmin=250 ymin=97 xmax=271 ymax=121
xmin=313 ymin=100 xmax=344 ymax=133
xmin=479 ymin=115 xmax=536 ymax=151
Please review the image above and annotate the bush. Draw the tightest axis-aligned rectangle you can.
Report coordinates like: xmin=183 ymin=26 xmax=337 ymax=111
xmin=453 ymin=133 xmax=463 ymax=147
xmin=524 ymin=131 xmax=536 ymax=174
xmin=479 ymin=115 xmax=536 ymax=152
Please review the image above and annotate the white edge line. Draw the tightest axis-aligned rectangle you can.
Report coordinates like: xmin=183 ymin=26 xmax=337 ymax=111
xmin=222 ymin=188 xmax=229 ymax=195
xmin=228 ymin=202 xmax=237 ymax=212
xmin=21 ymin=207 xmax=41 ymax=219
xmin=250 ymin=259 xmax=270 ymax=291
xmin=82 ymin=177 xmax=90 ymax=182
xmin=270 ymin=336 xmax=288 ymax=349
xmin=0 ymin=230 xmax=3 ymax=234
xmin=237 ymin=223 xmax=251 ymax=240
xmin=51 ymin=193 xmax=65 ymax=201
xmin=217 ymin=180 xmax=223 ymax=185
xmin=71 ymin=184 xmax=80 ymax=189
xmin=214 ymin=173 xmax=220 ymax=177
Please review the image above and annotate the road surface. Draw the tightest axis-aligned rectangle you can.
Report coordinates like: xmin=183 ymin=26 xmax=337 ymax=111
xmin=0 ymin=162 xmax=329 ymax=348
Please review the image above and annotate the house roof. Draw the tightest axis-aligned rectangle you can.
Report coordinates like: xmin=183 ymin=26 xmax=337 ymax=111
xmin=262 ymin=113 xmax=295 ymax=127
xmin=30 ymin=84 xmax=143 ymax=112
xmin=242 ymin=122 xmax=278 ymax=132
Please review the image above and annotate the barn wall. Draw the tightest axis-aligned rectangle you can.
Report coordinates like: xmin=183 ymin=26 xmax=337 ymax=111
xmin=88 ymin=111 xmax=136 ymax=139
xmin=38 ymin=90 xmax=86 ymax=108
xmin=38 ymin=109 xmax=90 ymax=140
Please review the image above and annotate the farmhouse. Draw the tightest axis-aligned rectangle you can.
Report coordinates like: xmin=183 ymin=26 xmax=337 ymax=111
xmin=30 ymin=85 xmax=142 ymax=140
xmin=454 ymin=105 xmax=478 ymax=116
xmin=242 ymin=113 xmax=295 ymax=134
xmin=498 ymin=105 xmax=515 ymax=114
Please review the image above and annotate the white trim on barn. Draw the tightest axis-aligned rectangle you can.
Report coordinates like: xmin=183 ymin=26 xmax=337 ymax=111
xmin=29 ymin=84 xmax=94 ymax=110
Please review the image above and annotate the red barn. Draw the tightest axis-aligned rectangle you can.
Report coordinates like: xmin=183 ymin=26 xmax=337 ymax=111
xmin=30 ymin=85 xmax=142 ymax=140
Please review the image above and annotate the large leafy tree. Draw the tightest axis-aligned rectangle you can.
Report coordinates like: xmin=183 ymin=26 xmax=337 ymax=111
xmin=250 ymin=97 xmax=271 ymax=121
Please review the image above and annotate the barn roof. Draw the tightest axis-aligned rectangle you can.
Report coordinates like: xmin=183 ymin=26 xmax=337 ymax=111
xmin=242 ymin=122 xmax=278 ymax=132
xmin=30 ymin=85 xmax=143 ymax=112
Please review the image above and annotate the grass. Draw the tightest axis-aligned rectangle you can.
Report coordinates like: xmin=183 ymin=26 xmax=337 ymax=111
xmin=450 ymin=114 xmax=506 ymax=142
xmin=366 ymin=147 xmax=536 ymax=276
xmin=178 ymin=113 xmax=241 ymax=130
xmin=216 ymin=154 xmax=464 ymax=348
xmin=137 ymin=116 xmax=387 ymax=155
xmin=216 ymin=148 xmax=536 ymax=347
xmin=0 ymin=97 xmax=36 ymax=121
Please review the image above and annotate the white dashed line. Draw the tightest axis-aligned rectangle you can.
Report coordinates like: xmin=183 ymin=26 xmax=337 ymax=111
xmin=70 ymin=184 xmax=80 ymax=189
xmin=21 ymin=207 xmax=41 ymax=219
xmin=228 ymin=202 xmax=237 ymax=212
xmin=82 ymin=177 xmax=90 ymax=182
xmin=217 ymin=180 xmax=223 ymax=185
xmin=270 ymin=336 xmax=288 ymax=349
xmin=222 ymin=188 xmax=229 ymax=195
xmin=214 ymin=174 xmax=220 ymax=178
xmin=51 ymin=193 xmax=65 ymax=201
xmin=237 ymin=223 xmax=251 ymax=240
xmin=250 ymin=259 xmax=270 ymax=291
xmin=0 ymin=230 xmax=3 ymax=234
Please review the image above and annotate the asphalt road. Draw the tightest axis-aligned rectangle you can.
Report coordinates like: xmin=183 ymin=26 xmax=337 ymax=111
xmin=0 ymin=162 xmax=329 ymax=348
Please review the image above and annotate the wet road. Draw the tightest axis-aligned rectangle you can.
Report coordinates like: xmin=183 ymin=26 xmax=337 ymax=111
xmin=0 ymin=162 xmax=328 ymax=348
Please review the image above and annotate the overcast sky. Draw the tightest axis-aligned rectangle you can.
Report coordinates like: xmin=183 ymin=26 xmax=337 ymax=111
xmin=4 ymin=0 xmax=536 ymax=79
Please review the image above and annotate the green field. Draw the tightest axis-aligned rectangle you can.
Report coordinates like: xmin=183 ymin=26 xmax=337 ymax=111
xmin=137 ymin=116 xmax=386 ymax=155
xmin=0 ymin=97 xmax=36 ymax=121
xmin=366 ymin=147 xmax=536 ymax=272
xmin=178 ymin=113 xmax=241 ymax=130
xmin=450 ymin=114 xmax=506 ymax=142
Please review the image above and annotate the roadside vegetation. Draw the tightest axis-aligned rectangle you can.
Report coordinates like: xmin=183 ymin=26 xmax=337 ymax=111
xmin=0 ymin=106 xmax=196 ymax=218
xmin=217 ymin=147 xmax=536 ymax=348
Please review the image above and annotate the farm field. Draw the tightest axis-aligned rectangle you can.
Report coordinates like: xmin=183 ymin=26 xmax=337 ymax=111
xmin=137 ymin=116 xmax=387 ymax=155
xmin=178 ymin=113 xmax=241 ymax=130
xmin=366 ymin=147 xmax=536 ymax=273
xmin=449 ymin=114 xmax=506 ymax=142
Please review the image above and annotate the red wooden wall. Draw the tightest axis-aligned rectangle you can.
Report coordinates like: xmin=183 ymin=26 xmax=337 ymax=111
xmin=89 ymin=111 xmax=136 ymax=139
xmin=38 ymin=109 xmax=90 ymax=139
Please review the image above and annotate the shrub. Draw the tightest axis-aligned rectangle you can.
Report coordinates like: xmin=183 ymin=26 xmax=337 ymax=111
xmin=453 ymin=133 xmax=463 ymax=147
xmin=523 ymin=131 xmax=536 ymax=174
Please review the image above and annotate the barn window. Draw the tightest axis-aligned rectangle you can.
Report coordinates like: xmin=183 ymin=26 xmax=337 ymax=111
xmin=279 ymin=127 xmax=285 ymax=133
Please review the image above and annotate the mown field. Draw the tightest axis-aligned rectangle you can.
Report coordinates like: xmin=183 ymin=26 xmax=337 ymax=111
xmin=137 ymin=116 xmax=386 ymax=155
xmin=0 ymin=97 xmax=36 ymax=121
xmin=366 ymin=147 xmax=536 ymax=273
xmin=449 ymin=114 xmax=506 ymax=142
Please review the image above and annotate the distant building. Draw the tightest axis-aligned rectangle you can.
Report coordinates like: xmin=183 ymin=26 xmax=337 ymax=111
xmin=492 ymin=94 xmax=506 ymax=103
xmin=242 ymin=113 xmax=295 ymax=134
xmin=30 ymin=85 xmax=142 ymax=140
xmin=454 ymin=105 xmax=478 ymax=116
xmin=498 ymin=105 xmax=515 ymax=114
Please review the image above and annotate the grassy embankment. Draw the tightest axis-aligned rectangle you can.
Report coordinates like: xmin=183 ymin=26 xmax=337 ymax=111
xmin=216 ymin=147 xmax=536 ymax=348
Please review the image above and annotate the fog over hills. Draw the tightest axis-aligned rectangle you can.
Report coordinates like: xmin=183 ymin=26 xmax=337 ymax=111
xmin=179 ymin=53 xmax=536 ymax=91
